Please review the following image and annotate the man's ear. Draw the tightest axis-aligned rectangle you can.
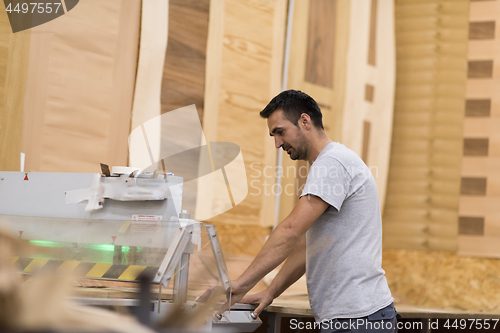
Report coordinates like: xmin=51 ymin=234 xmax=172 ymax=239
xmin=300 ymin=113 xmax=312 ymax=129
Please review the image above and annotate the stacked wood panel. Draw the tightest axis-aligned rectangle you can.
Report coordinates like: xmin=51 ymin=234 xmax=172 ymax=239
xmin=458 ymin=0 xmax=500 ymax=257
xmin=383 ymin=0 xmax=469 ymax=251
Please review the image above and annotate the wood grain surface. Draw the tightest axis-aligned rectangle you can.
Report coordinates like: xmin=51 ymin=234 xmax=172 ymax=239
xmin=459 ymin=216 xmax=485 ymax=235
xmin=161 ymin=0 xmax=210 ymax=120
xmin=384 ymin=0 xmax=469 ymax=252
xmin=0 ymin=3 xmax=30 ymax=172
xmin=468 ymin=60 xmax=494 ymax=78
xmin=459 ymin=0 xmax=500 ymax=257
xmin=304 ymin=0 xmax=335 ymax=88
xmin=200 ymin=0 xmax=286 ymax=227
xmin=368 ymin=0 xmax=377 ymax=66
xmin=469 ymin=21 xmax=495 ymax=40
xmin=22 ymin=0 xmax=140 ymax=173
xmin=465 ymin=99 xmax=491 ymax=117
xmin=463 ymin=138 xmax=489 ymax=156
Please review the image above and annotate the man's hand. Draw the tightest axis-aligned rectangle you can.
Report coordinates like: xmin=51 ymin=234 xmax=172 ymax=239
xmin=240 ymin=290 xmax=274 ymax=317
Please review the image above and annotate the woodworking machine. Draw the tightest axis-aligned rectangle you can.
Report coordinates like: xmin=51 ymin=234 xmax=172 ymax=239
xmin=0 ymin=171 xmax=261 ymax=332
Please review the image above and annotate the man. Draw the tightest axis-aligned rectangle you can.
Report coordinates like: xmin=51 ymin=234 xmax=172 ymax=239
xmin=201 ymin=90 xmax=398 ymax=332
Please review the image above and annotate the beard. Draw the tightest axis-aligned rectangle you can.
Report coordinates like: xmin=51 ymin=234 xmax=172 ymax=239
xmin=286 ymin=130 xmax=308 ymax=161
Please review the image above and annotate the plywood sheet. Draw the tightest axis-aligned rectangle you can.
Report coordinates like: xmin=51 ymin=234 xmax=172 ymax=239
xmin=200 ymin=0 xmax=286 ymax=227
xmin=161 ymin=0 xmax=209 ymax=119
xmin=342 ymin=0 xmax=395 ymax=212
xmin=0 ymin=2 xmax=30 ymax=172
xmin=22 ymin=0 xmax=140 ymax=173
xmin=304 ymin=0 xmax=335 ymax=88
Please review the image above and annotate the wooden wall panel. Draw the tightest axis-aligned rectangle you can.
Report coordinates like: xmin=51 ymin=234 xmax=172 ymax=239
xmin=459 ymin=0 xmax=500 ymax=258
xmin=158 ymin=0 xmax=210 ymax=215
xmin=304 ymin=0 xmax=335 ymax=88
xmin=278 ymin=0 xmax=350 ymax=222
xmin=22 ymin=0 xmax=140 ymax=173
xmin=279 ymin=0 xmax=395 ymax=223
xmin=0 ymin=3 xmax=30 ymax=171
xmin=341 ymin=0 xmax=395 ymax=212
xmin=201 ymin=0 xmax=287 ymax=228
xmin=161 ymin=0 xmax=210 ymax=120
xmin=383 ymin=0 xmax=469 ymax=252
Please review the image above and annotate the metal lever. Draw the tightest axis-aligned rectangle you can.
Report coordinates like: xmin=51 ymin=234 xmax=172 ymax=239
xmin=205 ymin=224 xmax=231 ymax=293
xmin=154 ymin=224 xmax=194 ymax=287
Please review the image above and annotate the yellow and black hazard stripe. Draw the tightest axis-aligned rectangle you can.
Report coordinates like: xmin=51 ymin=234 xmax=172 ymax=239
xmin=13 ymin=257 xmax=159 ymax=281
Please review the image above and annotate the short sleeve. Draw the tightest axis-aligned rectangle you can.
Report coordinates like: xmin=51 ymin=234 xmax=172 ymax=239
xmin=300 ymin=156 xmax=351 ymax=211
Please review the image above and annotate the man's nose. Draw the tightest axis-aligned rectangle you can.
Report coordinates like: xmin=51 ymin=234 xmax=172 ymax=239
xmin=274 ymin=137 xmax=283 ymax=149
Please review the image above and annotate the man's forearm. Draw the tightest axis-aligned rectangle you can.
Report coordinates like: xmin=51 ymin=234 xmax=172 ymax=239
xmin=266 ymin=237 xmax=306 ymax=298
xmin=235 ymin=220 xmax=301 ymax=292
xmin=233 ymin=195 xmax=328 ymax=295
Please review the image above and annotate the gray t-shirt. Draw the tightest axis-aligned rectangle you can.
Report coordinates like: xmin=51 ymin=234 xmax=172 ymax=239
xmin=300 ymin=142 xmax=393 ymax=322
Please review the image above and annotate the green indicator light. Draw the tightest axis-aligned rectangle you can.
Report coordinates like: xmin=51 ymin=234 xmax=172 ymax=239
xmin=29 ymin=240 xmax=64 ymax=248
xmin=87 ymin=244 xmax=115 ymax=252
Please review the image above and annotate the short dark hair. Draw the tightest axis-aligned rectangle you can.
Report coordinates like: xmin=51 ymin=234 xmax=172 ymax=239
xmin=260 ymin=90 xmax=324 ymax=129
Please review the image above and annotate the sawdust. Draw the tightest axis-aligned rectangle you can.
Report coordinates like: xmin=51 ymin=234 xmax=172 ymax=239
xmin=383 ymin=250 xmax=500 ymax=312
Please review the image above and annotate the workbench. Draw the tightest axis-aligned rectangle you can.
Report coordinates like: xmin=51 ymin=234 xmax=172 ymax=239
xmin=70 ymin=279 xmax=500 ymax=333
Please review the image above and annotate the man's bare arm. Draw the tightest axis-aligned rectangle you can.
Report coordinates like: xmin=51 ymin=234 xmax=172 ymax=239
xmin=267 ymin=236 xmax=306 ymax=298
xmin=214 ymin=195 xmax=327 ymax=313
xmin=240 ymin=237 xmax=306 ymax=316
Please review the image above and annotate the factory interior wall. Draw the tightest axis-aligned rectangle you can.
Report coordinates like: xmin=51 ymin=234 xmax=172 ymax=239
xmin=383 ymin=0 xmax=469 ymax=252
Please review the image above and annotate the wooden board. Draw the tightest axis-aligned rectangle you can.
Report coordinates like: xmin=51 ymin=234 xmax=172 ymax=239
xmin=342 ymin=0 xmax=396 ymax=212
xmin=161 ymin=0 xmax=210 ymax=120
xmin=0 ymin=2 xmax=30 ymax=172
xmin=199 ymin=0 xmax=286 ymax=227
xmin=21 ymin=0 xmax=140 ymax=173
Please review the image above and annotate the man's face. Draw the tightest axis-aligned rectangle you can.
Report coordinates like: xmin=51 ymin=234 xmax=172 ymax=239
xmin=267 ymin=109 xmax=308 ymax=161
